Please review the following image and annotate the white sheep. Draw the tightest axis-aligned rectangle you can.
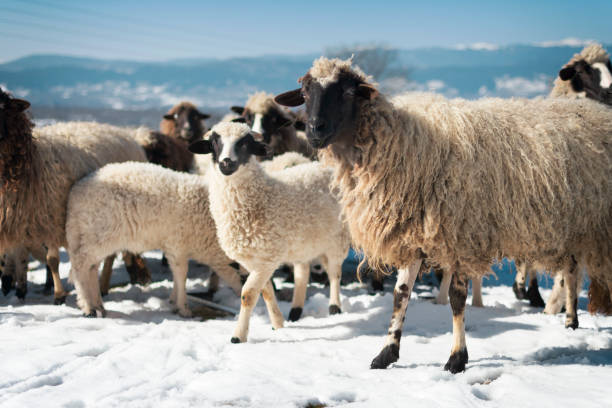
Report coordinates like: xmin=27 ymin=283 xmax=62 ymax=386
xmin=189 ymin=122 xmax=350 ymax=342
xmin=275 ymin=57 xmax=612 ymax=373
xmin=65 ymin=161 xmax=283 ymax=319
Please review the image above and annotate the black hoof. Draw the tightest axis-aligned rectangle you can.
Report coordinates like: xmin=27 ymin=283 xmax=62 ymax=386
xmin=370 ymin=344 xmax=399 ymax=369
xmin=1 ymin=275 xmax=14 ymax=295
xmin=565 ymin=317 xmax=579 ymax=330
xmin=512 ymin=281 xmax=527 ymax=300
xmin=444 ymin=348 xmax=468 ymax=374
xmin=54 ymin=295 xmax=67 ymax=305
xmin=371 ymin=278 xmax=385 ymax=293
xmin=329 ymin=305 xmax=342 ymax=315
xmin=230 ymin=337 xmax=241 ymax=344
xmin=288 ymin=307 xmax=303 ymax=322
xmin=526 ymin=285 xmax=545 ymax=308
xmin=84 ymin=308 xmax=106 ymax=318
xmin=15 ymin=286 xmax=27 ymax=300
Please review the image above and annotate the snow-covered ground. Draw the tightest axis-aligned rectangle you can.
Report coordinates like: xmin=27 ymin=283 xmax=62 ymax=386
xmin=1 ymin=251 xmax=611 ymax=407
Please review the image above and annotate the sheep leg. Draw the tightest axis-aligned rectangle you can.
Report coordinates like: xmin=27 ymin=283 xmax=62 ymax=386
xmin=71 ymin=260 xmax=106 ymax=317
xmin=208 ymin=262 xmax=242 ymax=297
xmin=47 ymin=247 xmax=68 ymax=304
xmin=471 ymin=277 xmax=483 ymax=307
xmin=370 ymin=259 xmax=422 ymax=369
xmin=289 ymin=262 xmax=310 ymax=321
xmin=14 ymin=247 xmax=29 ymax=300
xmin=563 ymin=259 xmax=579 ymax=329
xmin=231 ymin=268 xmax=275 ymax=343
xmin=444 ymin=268 xmax=469 ymax=373
xmin=43 ymin=265 xmax=53 ymax=295
xmin=208 ymin=272 xmax=220 ymax=296
xmin=544 ymin=272 xmax=566 ymax=314
xmin=327 ymin=260 xmax=343 ymax=315
xmin=123 ymin=252 xmax=151 ymax=285
xmin=99 ymin=254 xmax=116 ymax=296
xmin=1 ymin=252 xmax=14 ymax=296
xmin=513 ymin=261 xmax=528 ymax=300
xmin=260 ymin=279 xmax=284 ymax=330
xmin=168 ymin=257 xmax=191 ymax=318
xmin=525 ymin=266 xmax=545 ymax=308
xmin=435 ymin=267 xmax=451 ymax=304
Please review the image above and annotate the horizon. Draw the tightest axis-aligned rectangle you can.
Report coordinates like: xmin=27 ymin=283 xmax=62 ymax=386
xmin=1 ymin=0 xmax=611 ymax=63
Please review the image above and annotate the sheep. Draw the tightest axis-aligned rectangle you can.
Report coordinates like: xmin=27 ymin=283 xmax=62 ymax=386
xmin=0 ymin=245 xmax=47 ymax=299
xmin=65 ymin=161 xmax=277 ymax=318
xmin=160 ymin=101 xmax=210 ymax=145
xmin=231 ymin=92 xmax=316 ymax=161
xmin=275 ymin=57 xmax=612 ymax=373
xmin=189 ymin=122 xmax=351 ymax=341
xmin=442 ymin=44 xmax=612 ymax=310
xmin=550 ymin=43 xmax=612 ymax=104
xmin=0 ymin=89 xmax=150 ymax=304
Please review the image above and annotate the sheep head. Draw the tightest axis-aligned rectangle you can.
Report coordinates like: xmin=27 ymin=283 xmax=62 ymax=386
xmin=189 ymin=122 xmax=268 ymax=176
xmin=0 ymin=90 xmax=30 ymax=141
xmin=275 ymin=57 xmax=378 ymax=149
xmin=230 ymin=92 xmax=294 ymax=145
xmin=160 ymin=101 xmax=210 ymax=144
xmin=558 ymin=59 xmax=612 ymax=106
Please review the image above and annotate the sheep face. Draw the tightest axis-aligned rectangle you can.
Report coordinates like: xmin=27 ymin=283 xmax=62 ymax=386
xmin=0 ymin=92 xmax=30 ymax=141
xmin=275 ymin=73 xmax=378 ymax=149
xmin=231 ymin=105 xmax=293 ymax=145
xmin=189 ymin=123 xmax=268 ymax=176
xmin=162 ymin=103 xmax=210 ymax=144
xmin=559 ymin=59 xmax=612 ymax=105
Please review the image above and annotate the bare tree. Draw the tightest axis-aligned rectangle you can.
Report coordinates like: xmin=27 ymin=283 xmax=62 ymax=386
xmin=325 ymin=44 xmax=411 ymax=82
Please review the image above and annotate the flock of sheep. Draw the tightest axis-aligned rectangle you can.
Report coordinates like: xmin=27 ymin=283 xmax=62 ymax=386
xmin=1 ymin=44 xmax=611 ymax=374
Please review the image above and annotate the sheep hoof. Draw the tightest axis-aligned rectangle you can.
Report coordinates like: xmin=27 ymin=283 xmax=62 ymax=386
xmin=230 ymin=337 xmax=242 ymax=344
xmin=565 ymin=316 xmax=578 ymax=330
xmin=371 ymin=279 xmax=385 ymax=293
xmin=329 ymin=305 xmax=342 ymax=315
xmin=444 ymin=348 xmax=468 ymax=374
xmin=512 ymin=281 xmax=527 ymax=300
xmin=15 ymin=286 xmax=27 ymax=300
xmin=288 ymin=307 xmax=303 ymax=321
xmin=1 ymin=275 xmax=14 ymax=295
xmin=178 ymin=308 xmax=193 ymax=318
xmin=84 ymin=308 xmax=106 ymax=318
xmin=526 ymin=285 xmax=545 ymax=308
xmin=54 ymin=295 xmax=67 ymax=305
xmin=370 ymin=344 xmax=399 ymax=369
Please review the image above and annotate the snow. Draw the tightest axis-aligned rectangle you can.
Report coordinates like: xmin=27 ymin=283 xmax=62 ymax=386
xmin=1 ymin=251 xmax=611 ymax=407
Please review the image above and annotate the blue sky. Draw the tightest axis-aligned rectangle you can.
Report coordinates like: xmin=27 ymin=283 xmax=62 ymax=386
xmin=1 ymin=0 xmax=611 ymax=62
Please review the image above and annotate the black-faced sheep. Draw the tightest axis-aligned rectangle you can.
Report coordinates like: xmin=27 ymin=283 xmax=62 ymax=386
xmin=275 ymin=57 xmax=612 ymax=373
xmin=189 ymin=122 xmax=350 ymax=342
xmin=231 ymin=92 xmax=316 ymax=161
xmin=0 ymin=89 xmax=149 ymax=304
xmin=66 ymin=162 xmax=265 ymax=318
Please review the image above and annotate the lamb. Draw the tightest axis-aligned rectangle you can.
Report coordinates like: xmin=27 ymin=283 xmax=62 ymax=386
xmin=275 ymin=57 xmax=612 ymax=373
xmin=231 ymin=92 xmax=316 ymax=160
xmin=189 ymin=122 xmax=350 ymax=342
xmin=160 ymin=101 xmax=210 ymax=144
xmin=0 ymin=89 xmax=148 ymax=304
xmin=65 ymin=161 xmax=277 ymax=318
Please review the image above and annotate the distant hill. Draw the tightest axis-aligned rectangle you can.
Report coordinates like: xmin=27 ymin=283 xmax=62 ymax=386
xmin=1 ymin=43 xmax=609 ymax=116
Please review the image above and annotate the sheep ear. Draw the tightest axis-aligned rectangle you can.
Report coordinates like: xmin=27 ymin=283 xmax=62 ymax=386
xmin=274 ymin=89 xmax=304 ymax=107
xmin=197 ymin=111 xmax=211 ymax=120
xmin=293 ymin=119 xmax=306 ymax=131
xmin=231 ymin=117 xmax=247 ymax=124
xmin=188 ymin=139 xmax=213 ymax=155
xmin=231 ymin=106 xmax=245 ymax=115
xmin=356 ymin=83 xmax=379 ymax=100
xmin=559 ymin=66 xmax=576 ymax=81
xmin=8 ymin=99 xmax=30 ymax=112
xmin=163 ymin=114 xmax=175 ymax=120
